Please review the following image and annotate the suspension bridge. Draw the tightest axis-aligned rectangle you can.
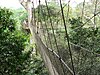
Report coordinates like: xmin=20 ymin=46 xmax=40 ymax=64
xmin=19 ymin=0 xmax=100 ymax=75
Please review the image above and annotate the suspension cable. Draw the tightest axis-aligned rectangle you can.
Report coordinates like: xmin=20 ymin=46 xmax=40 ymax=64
xmin=44 ymin=0 xmax=67 ymax=74
xmin=44 ymin=0 xmax=59 ymax=51
xmin=94 ymin=0 xmax=98 ymax=29
xmin=81 ymin=0 xmax=85 ymax=20
xmin=38 ymin=0 xmax=47 ymax=43
xmin=59 ymin=0 xmax=76 ymax=75
xmin=38 ymin=0 xmax=57 ymax=74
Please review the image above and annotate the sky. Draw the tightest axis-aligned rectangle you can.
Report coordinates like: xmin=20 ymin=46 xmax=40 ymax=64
xmin=0 ymin=0 xmax=90 ymax=9
xmin=0 ymin=0 xmax=23 ymax=9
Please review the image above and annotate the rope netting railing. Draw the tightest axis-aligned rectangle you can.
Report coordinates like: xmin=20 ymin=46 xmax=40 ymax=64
xmin=20 ymin=0 xmax=100 ymax=75
xmin=34 ymin=0 xmax=100 ymax=75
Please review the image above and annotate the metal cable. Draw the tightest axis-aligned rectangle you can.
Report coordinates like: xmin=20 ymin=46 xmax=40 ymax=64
xmin=38 ymin=0 xmax=57 ymax=74
xmin=78 ymin=0 xmax=85 ymax=71
xmin=44 ymin=0 xmax=59 ymax=51
xmin=81 ymin=0 xmax=85 ymax=20
xmin=94 ymin=0 xmax=98 ymax=29
xmin=59 ymin=0 xmax=76 ymax=75
xmin=90 ymin=0 xmax=98 ymax=74
xmin=44 ymin=0 xmax=67 ymax=74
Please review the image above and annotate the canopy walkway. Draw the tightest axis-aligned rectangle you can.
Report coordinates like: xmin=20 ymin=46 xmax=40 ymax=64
xmin=19 ymin=0 xmax=100 ymax=75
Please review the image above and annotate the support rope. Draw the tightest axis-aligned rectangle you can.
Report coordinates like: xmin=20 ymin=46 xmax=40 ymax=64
xmin=59 ymin=0 xmax=76 ymax=75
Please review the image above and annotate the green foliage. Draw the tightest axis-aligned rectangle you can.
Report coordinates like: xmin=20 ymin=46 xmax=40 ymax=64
xmin=0 ymin=8 xmax=30 ymax=75
xmin=75 ymin=1 xmax=100 ymax=27
xmin=25 ymin=55 xmax=49 ymax=75
xmin=69 ymin=17 xmax=100 ymax=52
xmin=12 ymin=8 xmax=29 ymax=34
xmin=13 ymin=8 xmax=28 ymax=22
xmin=69 ymin=17 xmax=100 ymax=75
xmin=0 ymin=8 xmax=15 ymax=32
xmin=0 ymin=7 xmax=49 ymax=75
xmin=34 ymin=4 xmax=60 ymax=22
xmin=69 ymin=17 xmax=83 ymax=29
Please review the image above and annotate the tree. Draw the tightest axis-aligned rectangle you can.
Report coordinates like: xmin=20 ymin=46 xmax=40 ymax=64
xmin=0 ymin=8 xmax=30 ymax=75
xmin=0 ymin=7 xmax=49 ymax=75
